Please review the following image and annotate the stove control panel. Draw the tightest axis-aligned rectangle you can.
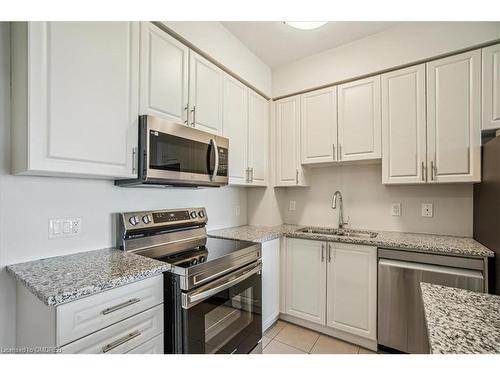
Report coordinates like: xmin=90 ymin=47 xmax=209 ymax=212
xmin=120 ymin=207 xmax=207 ymax=231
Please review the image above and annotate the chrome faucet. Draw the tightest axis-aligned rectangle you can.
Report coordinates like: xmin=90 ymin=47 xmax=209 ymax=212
xmin=332 ymin=191 xmax=349 ymax=229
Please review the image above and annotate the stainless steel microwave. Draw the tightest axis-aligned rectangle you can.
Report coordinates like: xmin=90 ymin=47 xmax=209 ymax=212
xmin=116 ymin=116 xmax=229 ymax=188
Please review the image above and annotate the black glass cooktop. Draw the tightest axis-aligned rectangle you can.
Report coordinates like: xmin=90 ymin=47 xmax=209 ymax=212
xmin=158 ymin=237 xmax=256 ymax=268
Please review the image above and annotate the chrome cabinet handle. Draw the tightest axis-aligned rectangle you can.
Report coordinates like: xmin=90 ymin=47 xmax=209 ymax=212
xmin=245 ymin=168 xmax=250 ymax=183
xmin=190 ymin=106 xmax=196 ymax=127
xmin=102 ymin=298 xmax=141 ymax=315
xmin=250 ymin=168 xmax=254 ymax=183
xmin=421 ymin=161 xmax=425 ymax=182
xmin=102 ymin=330 xmax=141 ymax=353
xmin=296 ymin=169 xmax=299 ymax=185
xmin=328 ymin=243 xmax=332 ymax=263
xmin=430 ymin=160 xmax=435 ymax=181
xmin=184 ymin=105 xmax=189 ymax=125
xmin=210 ymin=139 xmax=219 ymax=181
xmin=321 ymin=244 xmax=325 ymax=262
xmin=132 ymin=147 xmax=137 ymax=174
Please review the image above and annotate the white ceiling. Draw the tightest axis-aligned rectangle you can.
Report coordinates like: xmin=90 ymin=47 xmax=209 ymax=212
xmin=222 ymin=21 xmax=400 ymax=68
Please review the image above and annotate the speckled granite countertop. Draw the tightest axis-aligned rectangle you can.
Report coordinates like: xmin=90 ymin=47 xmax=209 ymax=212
xmin=421 ymin=283 xmax=500 ymax=354
xmin=6 ymin=248 xmax=170 ymax=306
xmin=209 ymin=225 xmax=494 ymax=258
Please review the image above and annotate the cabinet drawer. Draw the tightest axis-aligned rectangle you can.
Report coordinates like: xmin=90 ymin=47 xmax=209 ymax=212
xmin=57 ymin=275 xmax=163 ymax=346
xmin=127 ymin=333 xmax=164 ymax=354
xmin=59 ymin=304 xmax=163 ymax=354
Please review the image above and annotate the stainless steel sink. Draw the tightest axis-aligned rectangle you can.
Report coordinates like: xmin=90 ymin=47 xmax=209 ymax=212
xmin=297 ymin=227 xmax=378 ymax=239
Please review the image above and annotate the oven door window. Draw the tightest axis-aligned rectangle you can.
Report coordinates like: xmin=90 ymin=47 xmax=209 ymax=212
xmin=182 ymin=271 xmax=262 ymax=354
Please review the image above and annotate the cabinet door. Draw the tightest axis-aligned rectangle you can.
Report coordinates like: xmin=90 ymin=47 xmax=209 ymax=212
xmin=338 ymin=76 xmax=381 ymax=161
xmin=275 ymin=96 xmax=303 ymax=186
xmin=261 ymin=239 xmax=280 ymax=332
xmin=427 ymin=50 xmax=481 ymax=183
xmin=139 ymin=22 xmax=189 ymax=124
xmin=222 ymin=74 xmax=248 ymax=185
xmin=248 ymin=90 xmax=269 ymax=186
xmin=482 ymin=43 xmax=500 ymax=130
xmin=13 ymin=22 xmax=140 ymax=178
xmin=301 ymin=87 xmax=338 ymax=164
xmin=382 ymin=65 xmax=427 ymax=184
xmin=285 ymin=238 xmax=326 ymax=325
xmin=189 ymin=51 xmax=224 ymax=135
xmin=326 ymin=243 xmax=377 ymax=340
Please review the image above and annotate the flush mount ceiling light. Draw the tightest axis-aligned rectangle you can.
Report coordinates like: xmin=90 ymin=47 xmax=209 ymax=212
xmin=283 ymin=21 xmax=328 ymax=30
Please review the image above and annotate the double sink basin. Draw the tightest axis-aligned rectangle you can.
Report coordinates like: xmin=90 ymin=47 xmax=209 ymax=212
xmin=296 ymin=227 xmax=378 ymax=239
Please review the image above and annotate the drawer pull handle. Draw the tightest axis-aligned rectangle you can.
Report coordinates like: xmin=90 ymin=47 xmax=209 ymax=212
xmin=102 ymin=298 xmax=141 ymax=315
xmin=102 ymin=330 xmax=141 ymax=353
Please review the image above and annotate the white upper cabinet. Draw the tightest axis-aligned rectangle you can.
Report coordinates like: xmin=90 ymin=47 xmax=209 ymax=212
xmin=326 ymin=243 xmax=377 ymax=341
xmin=223 ymin=74 xmax=248 ymax=185
xmin=248 ymin=90 xmax=269 ymax=186
xmin=189 ymin=51 xmax=224 ymax=135
xmin=382 ymin=64 xmax=427 ymax=184
xmin=285 ymin=238 xmax=326 ymax=325
xmin=139 ymin=22 xmax=189 ymax=124
xmin=301 ymin=87 xmax=338 ymax=164
xmin=482 ymin=43 xmax=500 ymax=131
xmin=338 ymin=76 xmax=381 ymax=161
xmin=426 ymin=50 xmax=481 ymax=183
xmin=12 ymin=22 xmax=140 ymax=179
xmin=275 ymin=96 xmax=308 ymax=186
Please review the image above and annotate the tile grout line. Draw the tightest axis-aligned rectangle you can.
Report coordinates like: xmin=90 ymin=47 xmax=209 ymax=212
xmin=269 ymin=338 xmax=308 ymax=354
xmin=308 ymin=334 xmax=322 ymax=354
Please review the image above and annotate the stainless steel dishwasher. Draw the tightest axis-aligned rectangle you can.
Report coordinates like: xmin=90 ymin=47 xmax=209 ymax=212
xmin=377 ymin=248 xmax=485 ymax=354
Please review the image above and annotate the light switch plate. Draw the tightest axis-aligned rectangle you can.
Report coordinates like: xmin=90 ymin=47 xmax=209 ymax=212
xmin=289 ymin=200 xmax=296 ymax=211
xmin=391 ymin=203 xmax=401 ymax=216
xmin=421 ymin=203 xmax=433 ymax=218
xmin=49 ymin=218 xmax=81 ymax=239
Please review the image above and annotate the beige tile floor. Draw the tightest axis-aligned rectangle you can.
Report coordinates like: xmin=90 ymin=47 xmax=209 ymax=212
xmin=262 ymin=320 xmax=377 ymax=354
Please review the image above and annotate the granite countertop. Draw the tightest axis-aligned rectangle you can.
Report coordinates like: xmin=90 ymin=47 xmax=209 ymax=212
xmin=421 ymin=283 xmax=500 ymax=354
xmin=6 ymin=248 xmax=170 ymax=306
xmin=209 ymin=225 xmax=494 ymax=258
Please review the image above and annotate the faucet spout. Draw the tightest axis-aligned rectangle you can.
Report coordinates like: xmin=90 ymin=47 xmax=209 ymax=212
xmin=332 ymin=191 xmax=348 ymax=229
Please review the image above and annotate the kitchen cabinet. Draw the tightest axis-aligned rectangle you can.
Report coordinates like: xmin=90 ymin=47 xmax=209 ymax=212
xmin=248 ymin=90 xmax=269 ymax=186
xmin=11 ymin=22 xmax=140 ymax=179
xmin=326 ymin=242 xmax=377 ymax=341
xmin=139 ymin=22 xmax=189 ymax=124
xmin=189 ymin=51 xmax=224 ymax=135
xmin=382 ymin=64 xmax=427 ymax=184
xmin=285 ymin=238 xmax=326 ymax=325
xmin=301 ymin=87 xmax=338 ymax=164
xmin=261 ymin=239 xmax=280 ymax=332
xmin=482 ymin=43 xmax=500 ymax=130
xmin=338 ymin=76 xmax=382 ymax=161
xmin=427 ymin=50 xmax=481 ymax=183
xmin=275 ymin=96 xmax=308 ymax=186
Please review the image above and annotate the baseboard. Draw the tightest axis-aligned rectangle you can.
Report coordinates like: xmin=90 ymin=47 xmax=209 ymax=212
xmin=280 ymin=313 xmax=377 ymax=352
xmin=262 ymin=312 xmax=280 ymax=333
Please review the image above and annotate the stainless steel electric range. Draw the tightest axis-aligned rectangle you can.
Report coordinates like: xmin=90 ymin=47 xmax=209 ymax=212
xmin=118 ymin=208 xmax=263 ymax=354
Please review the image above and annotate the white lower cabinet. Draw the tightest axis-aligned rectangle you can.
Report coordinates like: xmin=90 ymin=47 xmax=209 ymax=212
xmin=283 ymin=238 xmax=377 ymax=344
xmin=261 ymin=238 xmax=280 ymax=332
xmin=127 ymin=333 xmax=164 ymax=354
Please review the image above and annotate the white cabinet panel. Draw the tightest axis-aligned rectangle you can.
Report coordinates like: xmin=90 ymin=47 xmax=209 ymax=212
xmin=248 ymin=91 xmax=269 ymax=186
xmin=427 ymin=50 xmax=481 ymax=183
xmin=139 ymin=22 xmax=189 ymax=124
xmin=261 ymin=239 xmax=280 ymax=332
xmin=301 ymin=87 xmax=338 ymax=164
xmin=326 ymin=243 xmax=377 ymax=340
xmin=482 ymin=43 xmax=500 ymax=130
xmin=127 ymin=333 xmax=164 ymax=354
xmin=338 ymin=76 xmax=381 ymax=161
xmin=12 ymin=22 xmax=140 ymax=178
xmin=223 ymin=75 xmax=248 ymax=185
xmin=382 ymin=64 xmax=427 ymax=184
xmin=189 ymin=51 xmax=224 ymax=135
xmin=285 ymin=238 xmax=326 ymax=325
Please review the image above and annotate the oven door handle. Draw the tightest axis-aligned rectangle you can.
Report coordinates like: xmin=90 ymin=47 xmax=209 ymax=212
xmin=181 ymin=261 xmax=262 ymax=309
xmin=210 ymin=138 xmax=219 ymax=180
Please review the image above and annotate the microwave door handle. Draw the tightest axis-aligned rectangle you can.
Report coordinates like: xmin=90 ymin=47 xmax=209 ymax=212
xmin=210 ymin=139 xmax=219 ymax=180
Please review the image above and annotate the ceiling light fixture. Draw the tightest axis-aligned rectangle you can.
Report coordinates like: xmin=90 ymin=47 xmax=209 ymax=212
xmin=284 ymin=21 xmax=328 ymax=30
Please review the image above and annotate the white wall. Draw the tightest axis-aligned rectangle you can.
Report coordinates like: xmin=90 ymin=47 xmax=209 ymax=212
xmin=163 ymin=21 xmax=272 ymax=97
xmin=281 ymin=164 xmax=473 ymax=236
xmin=0 ymin=22 xmax=248 ymax=349
xmin=272 ymin=22 xmax=500 ymax=97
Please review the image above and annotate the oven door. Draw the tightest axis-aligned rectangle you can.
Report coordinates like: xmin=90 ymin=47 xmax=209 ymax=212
xmin=143 ymin=115 xmax=228 ymax=186
xmin=180 ymin=261 xmax=262 ymax=354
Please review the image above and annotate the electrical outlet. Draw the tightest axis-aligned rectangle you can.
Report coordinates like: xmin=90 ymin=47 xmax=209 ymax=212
xmin=235 ymin=206 xmax=240 ymax=217
xmin=289 ymin=200 xmax=296 ymax=211
xmin=49 ymin=218 xmax=81 ymax=239
xmin=391 ymin=203 xmax=401 ymax=216
xmin=421 ymin=203 xmax=433 ymax=218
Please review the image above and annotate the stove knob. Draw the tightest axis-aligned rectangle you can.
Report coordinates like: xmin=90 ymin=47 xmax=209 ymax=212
xmin=142 ymin=215 xmax=152 ymax=224
xmin=190 ymin=211 xmax=198 ymax=219
xmin=199 ymin=256 xmax=206 ymax=263
xmin=190 ymin=258 xmax=198 ymax=266
xmin=128 ymin=216 xmax=140 ymax=226
xmin=198 ymin=210 xmax=205 ymax=218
